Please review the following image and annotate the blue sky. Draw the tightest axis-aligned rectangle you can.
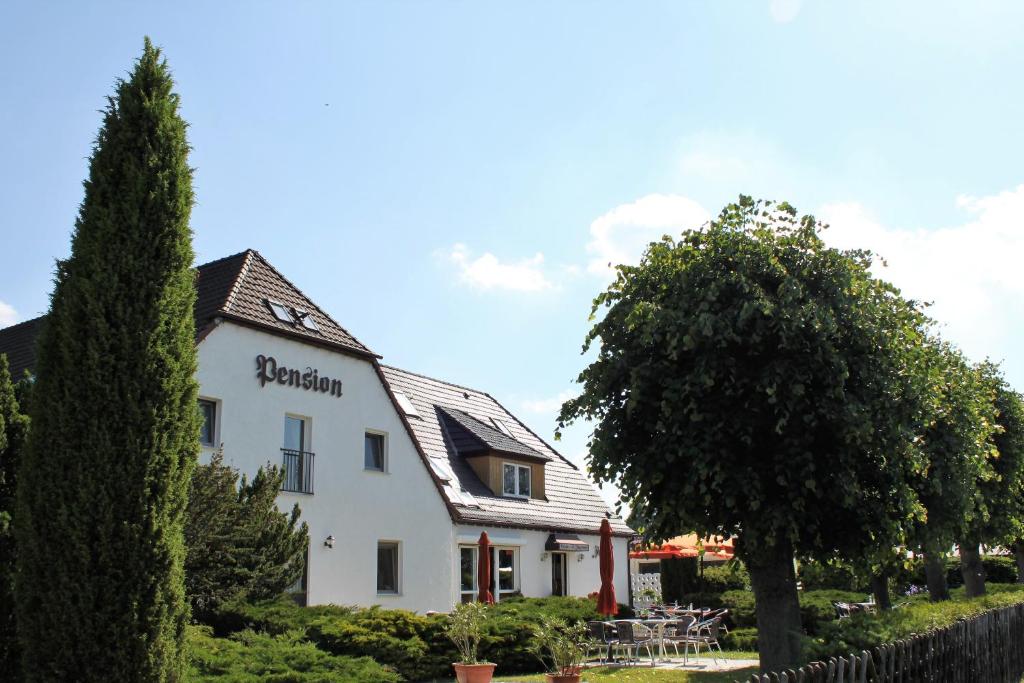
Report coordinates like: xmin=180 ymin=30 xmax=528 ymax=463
xmin=3 ymin=1 xmax=1024 ymax=508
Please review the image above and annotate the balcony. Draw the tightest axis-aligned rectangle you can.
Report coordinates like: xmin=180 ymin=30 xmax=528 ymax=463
xmin=281 ymin=448 xmax=314 ymax=494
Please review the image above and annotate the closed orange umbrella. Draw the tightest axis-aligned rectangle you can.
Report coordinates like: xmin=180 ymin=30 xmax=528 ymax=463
xmin=596 ymin=519 xmax=617 ymax=616
xmin=478 ymin=531 xmax=494 ymax=604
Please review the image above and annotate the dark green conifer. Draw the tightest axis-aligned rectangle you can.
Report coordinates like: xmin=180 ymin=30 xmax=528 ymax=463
xmin=15 ymin=38 xmax=199 ymax=681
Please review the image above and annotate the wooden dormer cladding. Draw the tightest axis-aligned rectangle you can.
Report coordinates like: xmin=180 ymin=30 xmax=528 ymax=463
xmin=464 ymin=452 xmax=546 ymax=500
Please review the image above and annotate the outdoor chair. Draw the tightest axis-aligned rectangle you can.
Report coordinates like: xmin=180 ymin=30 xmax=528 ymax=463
xmin=661 ymin=615 xmax=697 ymax=660
xmin=613 ymin=620 xmax=656 ymax=666
xmin=688 ymin=617 xmax=724 ymax=664
xmin=833 ymin=601 xmax=852 ymax=619
xmin=586 ymin=621 xmax=615 ymax=664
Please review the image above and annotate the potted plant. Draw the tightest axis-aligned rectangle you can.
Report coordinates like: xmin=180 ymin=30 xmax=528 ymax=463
xmin=527 ymin=617 xmax=590 ymax=683
xmin=445 ymin=602 xmax=496 ymax=683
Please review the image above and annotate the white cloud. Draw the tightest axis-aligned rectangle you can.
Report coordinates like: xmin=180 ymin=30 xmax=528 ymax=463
xmin=586 ymin=194 xmax=711 ymax=277
xmin=770 ymin=0 xmax=802 ymax=23
xmin=445 ymin=243 xmax=554 ymax=292
xmin=0 ymin=300 xmax=17 ymax=327
xmin=820 ymin=184 xmax=1024 ymax=361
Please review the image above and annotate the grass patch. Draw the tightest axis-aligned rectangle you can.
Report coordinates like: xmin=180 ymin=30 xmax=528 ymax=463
xmin=494 ymin=665 xmax=760 ymax=682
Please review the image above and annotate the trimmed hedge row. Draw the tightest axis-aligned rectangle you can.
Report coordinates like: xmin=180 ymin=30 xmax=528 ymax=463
xmin=207 ymin=595 xmax=634 ymax=681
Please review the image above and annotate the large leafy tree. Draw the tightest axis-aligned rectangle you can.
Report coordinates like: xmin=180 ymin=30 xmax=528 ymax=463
xmin=954 ymin=362 xmax=1022 ymax=597
xmin=15 ymin=39 xmax=199 ymax=681
xmin=185 ymin=450 xmax=309 ymax=623
xmin=0 ymin=355 xmax=30 ymax=678
xmin=906 ymin=342 xmax=998 ymax=601
xmin=559 ymin=196 xmax=929 ymax=671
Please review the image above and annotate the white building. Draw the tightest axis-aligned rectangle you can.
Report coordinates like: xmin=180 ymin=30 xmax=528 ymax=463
xmin=0 ymin=249 xmax=633 ymax=612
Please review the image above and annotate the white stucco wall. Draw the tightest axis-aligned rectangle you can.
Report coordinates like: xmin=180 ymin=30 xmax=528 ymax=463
xmin=454 ymin=525 xmax=630 ymax=606
xmin=196 ymin=322 xmax=455 ymax=612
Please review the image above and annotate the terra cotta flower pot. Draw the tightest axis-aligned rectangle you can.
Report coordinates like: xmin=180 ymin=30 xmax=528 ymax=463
xmin=452 ymin=662 xmax=496 ymax=683
xmin=544 ymin=672 xmax=582 ymax=683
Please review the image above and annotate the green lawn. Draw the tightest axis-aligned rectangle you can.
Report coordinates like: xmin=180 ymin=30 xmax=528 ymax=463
xmin=492 ymin=652 xmax=760 ymax=682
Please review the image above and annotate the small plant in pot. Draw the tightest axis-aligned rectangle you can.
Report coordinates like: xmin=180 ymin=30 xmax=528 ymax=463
xmin=527 ymin=617 xmax=590 ymax=683
xmin=445 ymin=602 xmax=495 ymax=683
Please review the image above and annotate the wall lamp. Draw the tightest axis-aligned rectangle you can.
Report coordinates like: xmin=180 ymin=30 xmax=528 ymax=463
xmin=324 ymin=535 xmax=336 ymax=549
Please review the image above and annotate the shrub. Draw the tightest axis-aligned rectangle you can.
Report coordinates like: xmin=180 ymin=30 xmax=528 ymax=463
xmin=798 ymin=590 xmax=867 ymax=635
xmin=722 ymin=627 xmax=758 ymax=651
xmin=805 ymin=583 xmax=1024 ymax=661
xmin=798 ymin=559 xmax=868 ymax=593
xmin=702 ymin=562 xmax=750 ymax=593
xmin=187 ymin=625 xmax=400 ymax=682
xmin=719 ymin=590 xmax=756 ymax=627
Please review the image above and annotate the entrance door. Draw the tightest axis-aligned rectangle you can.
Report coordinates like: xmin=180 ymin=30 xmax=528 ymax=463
xmin=551 ymin=552 xmax=567 ymax=596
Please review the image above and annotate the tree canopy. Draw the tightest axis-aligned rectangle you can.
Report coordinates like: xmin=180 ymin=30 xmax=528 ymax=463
xmin=559 ymin=196 xmax=932 ymax=670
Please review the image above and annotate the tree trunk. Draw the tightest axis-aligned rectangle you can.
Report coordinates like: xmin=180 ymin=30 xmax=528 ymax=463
xmin=924 ymin=552 xmax=950 ymax=601
xmin=959 ymin=540 xmax=986 ymax=598
xmin=1014 ymin=543 xmax=1024 ymax=584
xmin=746 ymin=538 xmax=803 ymax=673
xmin=870 ymin=571 xmax=892 ymax=611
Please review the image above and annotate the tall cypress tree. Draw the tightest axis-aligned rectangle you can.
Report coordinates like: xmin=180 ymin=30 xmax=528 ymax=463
xmin=15 ymin=38 xmax=199 ymax=681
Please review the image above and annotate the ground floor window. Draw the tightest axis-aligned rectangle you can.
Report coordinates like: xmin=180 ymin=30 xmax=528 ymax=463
xmin=457 ymin=544 xmax=519 ymax=604
xmin=377 ymin=541 xmax=400 ymax=594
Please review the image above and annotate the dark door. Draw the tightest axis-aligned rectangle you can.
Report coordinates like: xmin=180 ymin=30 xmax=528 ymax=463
xmin=551 ymin=552 xmax=567 ymax=596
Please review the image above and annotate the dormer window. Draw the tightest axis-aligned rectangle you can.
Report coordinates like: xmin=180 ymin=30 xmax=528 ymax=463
xmin=503 ymin=462 xmax=531 ymax=498
xmin=394 ymin=392 xmax=420 ymax=419
xmin=267 ymin=299 xmax=296 ymax=324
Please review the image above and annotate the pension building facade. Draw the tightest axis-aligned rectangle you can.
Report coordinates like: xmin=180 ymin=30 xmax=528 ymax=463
xmin=0 ymin=249 xmax=632 ymax=612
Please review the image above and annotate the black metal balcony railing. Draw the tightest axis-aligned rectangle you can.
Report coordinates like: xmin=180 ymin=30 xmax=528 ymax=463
xmin=281 ymin=448 xmax=314 ymax=494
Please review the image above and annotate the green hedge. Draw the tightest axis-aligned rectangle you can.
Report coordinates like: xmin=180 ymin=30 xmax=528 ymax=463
xmin=187 ymin=625 xmax=401 ymax=682
xmin=716 ymin=589 xmax=865 ymax=635
xmin=806 ymin=583 xmax=1024 ymax=661
xmin=207 ymin=595 xmax=633 ymax=681
xmin=722 ymin=627 xmax=758 ymax=651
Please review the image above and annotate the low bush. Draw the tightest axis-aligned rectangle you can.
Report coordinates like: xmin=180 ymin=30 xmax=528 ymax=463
xmin=716 ymin=588 xmax=865 ymax=634
xmin=805 ymin=583 xmax=1024 ymax=661
xmin=722 ymin=627 xmax=758 ymax=651
xmin=701 ymin=562 xmax=750 ymax=593
xmin=187 ymin=625 xmax=401 ymax=682
xmin=718 ymin=590 xmax=755 ymax=627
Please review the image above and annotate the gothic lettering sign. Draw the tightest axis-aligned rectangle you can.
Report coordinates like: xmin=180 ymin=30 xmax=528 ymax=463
xmin=256 ymin=354 xmax=343 ymax=398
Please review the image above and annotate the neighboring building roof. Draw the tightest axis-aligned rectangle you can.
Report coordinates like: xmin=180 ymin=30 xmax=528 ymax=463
xmin=0 ymin=316 xmax=45 ymax=378
xmin=380 ymin=364 xmax=632 ymax=537
xmin=0 ymin=250 xmax=376 ymax=376
xmin=437 ymin=407 xmax=552 ymax=462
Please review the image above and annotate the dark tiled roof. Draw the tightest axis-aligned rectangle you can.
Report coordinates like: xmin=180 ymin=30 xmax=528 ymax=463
xmin=0 ymin=250 xmax=376 ymax=375
xmin=379 ymin=365 xmax=632 ymax=536
xmin=0 ymin=317 xmax=45 ymax=378
xmin=438 ymin=407 xmax=551 ymax=461
xmin=197 ymin=250 xmax=374 ymax=357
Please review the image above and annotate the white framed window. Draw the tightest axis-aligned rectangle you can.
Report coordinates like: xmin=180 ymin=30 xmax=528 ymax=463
xmin=459 ymin=546 xmax=478 ymax=604
xmin=502 ymin=462 xmax=531 ymax=498
xmin=198 ymin=398 xmax=218 ymax=447
xmin=293 ymin=308 xmax=319 ymax=332
xmin=456 ymin=545 xmax=519 ymax=604
xmin=364 ymin=431 xmax=387 ymax=472
xmin=377 ymin=541 xmax=401 ymax=595
xmin=394 ymin=391 xmax=420 ymax=418
xmin=282 ymin=414 xmax=314 ymax=494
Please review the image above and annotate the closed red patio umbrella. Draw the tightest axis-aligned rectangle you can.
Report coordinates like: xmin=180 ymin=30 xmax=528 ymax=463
xmin=477 ymin=531 xmax=494 ymax=604
xmin=596 ymin=519 xmax=617 ymax=616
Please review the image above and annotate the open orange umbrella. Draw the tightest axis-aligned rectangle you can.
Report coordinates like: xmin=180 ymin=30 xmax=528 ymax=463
xmin=596 ymin=519 xmax=617 ymax=616
xmin=478 ymin=531 xmax=494 ymax=604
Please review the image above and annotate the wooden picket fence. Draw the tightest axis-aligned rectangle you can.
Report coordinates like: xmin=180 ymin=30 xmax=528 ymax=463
xmin=738 ymin=601 xmax=1024 ymax=683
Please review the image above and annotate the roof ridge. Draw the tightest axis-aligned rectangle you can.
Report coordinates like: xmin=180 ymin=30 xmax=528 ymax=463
xmin=247 ymin=250 xmax=373 ymax=354
xmin=219 ymin=249 xmax=257 ymax=316
xmin=195 ymin=248 xmax=253 ymax=271
xmin=380 ymin=363 xmax=487 ymax=395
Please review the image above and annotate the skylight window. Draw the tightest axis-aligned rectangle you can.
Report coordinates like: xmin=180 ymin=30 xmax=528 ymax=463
xmin=394 ymin=392 xmax=420 ymax=418
xmin=491 ymin=417 xmax=514 ymax=438
xmin=266 ymin=299 xmax=296 ymax=324
xmin=294 ymin=309 xmax=319 ymax=332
